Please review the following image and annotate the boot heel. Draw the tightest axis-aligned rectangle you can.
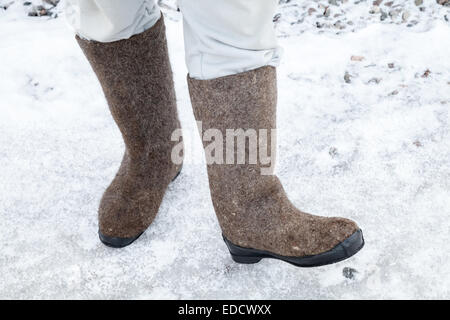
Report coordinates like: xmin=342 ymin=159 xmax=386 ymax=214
xmin=223 ymin=235 xmax=264 ymax=264
xmin=230 ymin=254 xmax=262 ymax=264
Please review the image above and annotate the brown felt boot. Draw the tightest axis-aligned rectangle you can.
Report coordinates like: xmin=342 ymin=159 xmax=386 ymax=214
xmin=77 ymin=17 xmax=183 ymax=248
xmin=188 ymin=66 xmax=364 ymax=267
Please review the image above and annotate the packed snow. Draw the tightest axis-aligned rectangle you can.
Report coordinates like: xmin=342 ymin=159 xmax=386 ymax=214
xmin=0 ymin=0 xmax=449 ymax=299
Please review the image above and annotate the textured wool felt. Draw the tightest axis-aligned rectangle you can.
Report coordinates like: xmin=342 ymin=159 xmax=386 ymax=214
xmin=77 ymin=16 xmax=183 ymax=238
xmin=188 ymin=66 xmax=359 ymax=257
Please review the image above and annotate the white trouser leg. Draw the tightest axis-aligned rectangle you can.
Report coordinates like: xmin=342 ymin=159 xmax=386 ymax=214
xmin=64 ymin=0 xmax=161 ymax=42
xmin=65 ymin=0 xmax=281 ymax=78
xmin=178 ymin=0 xmax=282 ymax=80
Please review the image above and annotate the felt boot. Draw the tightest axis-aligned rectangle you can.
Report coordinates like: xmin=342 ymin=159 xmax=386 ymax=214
xmin=77 ymin=17 xmax=183 ymax=248
xmin=188 ymin=66 xmax=363 ymax=267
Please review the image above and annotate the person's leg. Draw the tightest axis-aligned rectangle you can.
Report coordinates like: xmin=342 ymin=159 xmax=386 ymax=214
xmin=178 ymin=0 xmax=282 ymax=80
xmin=183 ymin=0 xmax=364 ymax=266
xmin=66 ymin=1 xmax=183 ymax=247
xmin=65 ymin=0 xmax=161 ymax=42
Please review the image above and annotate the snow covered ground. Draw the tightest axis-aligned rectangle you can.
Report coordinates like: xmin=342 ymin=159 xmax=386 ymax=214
xmin=0 ymin=0 xmax=449 ymax=299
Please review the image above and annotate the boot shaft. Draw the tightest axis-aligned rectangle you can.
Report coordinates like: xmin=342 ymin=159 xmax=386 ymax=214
xmin=77 ymin=16 xmax=181 ymax=158
xmin=188 ymin=66 xmax=278 ymax=174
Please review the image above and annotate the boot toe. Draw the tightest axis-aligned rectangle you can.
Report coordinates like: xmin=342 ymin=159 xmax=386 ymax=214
xmin=98 ymin=195 xmax=146 ymax=244
xmin=98 ymin=230 xmax=143 ymax=248
xmin=327 ymin=217 xmax=360 ymax=244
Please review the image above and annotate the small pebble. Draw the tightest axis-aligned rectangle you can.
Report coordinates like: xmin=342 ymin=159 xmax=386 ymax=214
xmin=351 ymin=55 xmax=365 ymax=61
xmin=344 ymin=72 xmax=352 ymax=83
xmin=389 ymin=90 xmax=399 ymax=96
xmin=368 ymin=77 xmax=382 ymax=84
xmin=407 ymin=20 xmax=419 ymax=27
xmin=329 ymin=147 xmax=338 ymax=158
xmin=343 ymin=267 xmax=358 ymax=279
xmin=389 ymin=9 xmax=401 ymax=20
xmin=44 ymin=0 xmax=60 ymax=5
xmin=370 ymin=5 xmax=381 ymax=14
xmin=422 ymin=69 xmax=431 ymax=78
xmin=402 ymin=11 xmax=410 ymax=22
xmin=334 ymin=21 xmax=346 ymax=29
xmin=273 ymin=13 xmax=282 ymax=23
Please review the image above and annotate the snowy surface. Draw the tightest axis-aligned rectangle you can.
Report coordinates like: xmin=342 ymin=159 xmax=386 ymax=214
xmin=1 ymin=0 xmax=449 ymax=299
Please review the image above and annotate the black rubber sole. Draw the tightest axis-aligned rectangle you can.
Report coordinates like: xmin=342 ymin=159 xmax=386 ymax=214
xmin=223 ymin=229 xmax=364 ymax=267
xmin=98 ymin=166 xmax=182 ymax=248
xmin=99 ymin=231 xmax=143 ymax=248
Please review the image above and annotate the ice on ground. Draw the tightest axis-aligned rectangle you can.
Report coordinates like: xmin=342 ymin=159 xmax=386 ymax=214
xmin=0 ymin=1 xmax=449 ymax=299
